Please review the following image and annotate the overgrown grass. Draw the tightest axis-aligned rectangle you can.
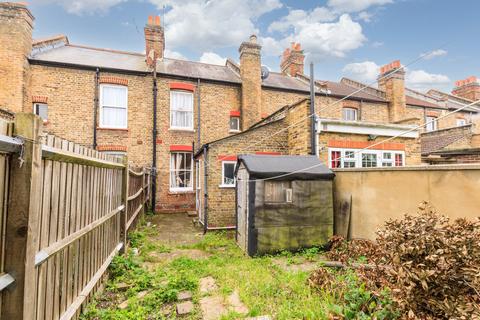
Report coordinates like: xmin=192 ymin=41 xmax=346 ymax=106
xmin=82 ymin=220 xmax=397 ymax=319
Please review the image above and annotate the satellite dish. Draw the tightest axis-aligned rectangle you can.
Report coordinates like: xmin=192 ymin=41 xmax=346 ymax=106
xmin=261 ymin=66 xmax=270 ymax=80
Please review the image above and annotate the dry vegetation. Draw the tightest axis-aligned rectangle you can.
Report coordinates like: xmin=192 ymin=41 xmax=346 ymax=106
xmin=311 ymin=202 xmax=480 ymax=319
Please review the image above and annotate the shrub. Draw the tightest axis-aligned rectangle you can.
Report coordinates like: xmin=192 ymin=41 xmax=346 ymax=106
xmin=375 ymin=202 xmax=480 ymax=319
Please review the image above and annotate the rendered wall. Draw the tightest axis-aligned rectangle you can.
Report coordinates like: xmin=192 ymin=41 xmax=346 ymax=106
xmin=333 ymin=165 xmax=480 ymax=240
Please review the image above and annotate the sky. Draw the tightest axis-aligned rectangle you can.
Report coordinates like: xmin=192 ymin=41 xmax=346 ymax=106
xmin=20 ymin=0 xmax=480 ymax=93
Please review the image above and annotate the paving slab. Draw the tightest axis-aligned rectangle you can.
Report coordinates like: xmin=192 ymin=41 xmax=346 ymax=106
xmin=177 ymin=301 xmax=194 ymax=315
xmin=199 ymin=296 xmax=227 ymax=320
xmin=177 ymin=290 xmax=193 ymax=301
xmin=227 ymin=290 xmax=249 ymax=314
xmin=199 ymin=276 xmax=218 ymax=294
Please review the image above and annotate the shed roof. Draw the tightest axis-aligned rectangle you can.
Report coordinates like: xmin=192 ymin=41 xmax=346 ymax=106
xmin=237 ymin=155 xmax=334 ymax=180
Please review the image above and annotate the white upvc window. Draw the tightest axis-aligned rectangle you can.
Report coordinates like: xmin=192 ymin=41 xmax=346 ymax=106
xmin=100 ymin=84 xmax=128 ymax=129
xmin=170 ymin=91 xmax=193 ymax=130
xmin=220 ymin=161 xmax=236 ymax=187
xmin=33 ymin=103 xmax=48 ymax=121
xmin=425 ymin=116 xmax=437 ymax=132
xmin=342 ymin=107 xmax=358 ymax=121
xmin=101 ymin=151 xmax=126 ymax=160
xmin=457 ymin=118 xmax=467 ymax=126
xmin=229 ymin=117 xmax=240 ymax=132
xmin=170 ymin=152 xmax=193 ymax=192
xmin=328 ymin=148 xmax=405 ymax=169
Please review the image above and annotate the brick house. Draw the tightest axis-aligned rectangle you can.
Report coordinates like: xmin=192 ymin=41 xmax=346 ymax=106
xmin=1 ymin=2 xmax=478 ymax=219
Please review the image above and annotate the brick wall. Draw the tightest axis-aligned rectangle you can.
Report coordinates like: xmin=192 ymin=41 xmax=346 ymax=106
xmin=0 ymin=3 xmax=33 ymax=114
xmin=202 ymin=120 xmax=289 ymax=227
xmin=286 ymin=99 xmax=312 ymax=155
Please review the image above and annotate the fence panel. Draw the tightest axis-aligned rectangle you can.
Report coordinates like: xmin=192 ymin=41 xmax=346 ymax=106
xmin=0 ymin=113 xmax=152 ymax=320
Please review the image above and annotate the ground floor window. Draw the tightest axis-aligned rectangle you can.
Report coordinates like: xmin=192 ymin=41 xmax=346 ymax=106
xmin=101 ymin=151 xmax=126 ymax=160
xmin=170 ymin=152 xmax=193 ymax=191
xmin=328 ymin=148 xmax=405 ymax=168
xmin=221 ymin=161 xmax=236 ymax=187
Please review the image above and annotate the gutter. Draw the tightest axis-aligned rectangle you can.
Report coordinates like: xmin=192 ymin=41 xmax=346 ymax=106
xmin=309 ymin=62 xmax=316 ymax=155
xmin=93 ymin=68 xmax=99 ymax=149
xmin=197 ymin=78 xmax=201 ymax=147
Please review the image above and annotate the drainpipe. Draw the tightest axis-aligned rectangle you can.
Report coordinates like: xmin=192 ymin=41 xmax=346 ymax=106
xmin=93 ymin=68 xmax=100 ymax=149
xmin=203 ymin=144 xmax=209 ymax=233
xmin=197 ymin=78 xmax=201 ymax=147
xmin=309 ymin=62 xmax=317 ymax=155
xmin=151 ymin=68 xmax=158 ymax=212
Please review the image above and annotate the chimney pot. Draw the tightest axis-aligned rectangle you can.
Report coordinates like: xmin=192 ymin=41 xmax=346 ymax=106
xmin=249 ymin=34 xmax=257 ymax=43
xmin=148 ymin=16 xmax=153 ymax=25
xmin=155 ymin=16 xmax=160 ymax=26
xmin=280 ymin=43 xmax=305 ymax=76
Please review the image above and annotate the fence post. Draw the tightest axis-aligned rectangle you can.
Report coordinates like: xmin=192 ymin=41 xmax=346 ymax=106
xmin=120 ymin=157 xmax=129 ymax=254
xmin=141 ymin=169 xmax=146 ymax=214
xmin=2 ymin=113 xmax=42 ymax=320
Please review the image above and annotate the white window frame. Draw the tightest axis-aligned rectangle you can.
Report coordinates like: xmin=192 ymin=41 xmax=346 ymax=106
xmin=456 ymin=118 xmax=467 ymax=126
xmin=170 ymin=152 xmax=193 ymax=192
xmin=170 ymin=90 xmax=194 ymax=131
xmin=342 ymin=107 xmax=358 ymax=121
xmin=229 ymin=117 xmax=240 ymax=132
xmin=425 ymin=116 xmax=437 ymax=132
xmin=101 ymin=151 xmax=126 ymax=160
xmin=220 ymin=161 xmax=236 ymax=188
xmin=33 ymin=103 xmax=48 ymax=122
xmin=99 ymin=84 xmax=128 ymax=129
xmin=328 ymin=148 xmax=405 ymax=169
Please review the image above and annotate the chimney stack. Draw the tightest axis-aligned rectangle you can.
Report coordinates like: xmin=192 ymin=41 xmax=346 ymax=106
xmin=280 ymin=42 xmax=305 ymax=76
xmin=239 ymin=34 xmax=262 ymax=128
xmin=378 ymin=60 xmax=406 ymax=123
xmin=0 ymin=2 xmax=34 ymax=113
xmin=144 ymin=15 xmax=164 ymax=67
xmin=452 ymin=76 xmax=480 ymax=101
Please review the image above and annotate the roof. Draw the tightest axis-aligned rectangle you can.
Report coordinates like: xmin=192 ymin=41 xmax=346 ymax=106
xmin=28 ymin=41 xmax=392 ymax=102
xmin=237 ymin=155 xmax=334 ymax=180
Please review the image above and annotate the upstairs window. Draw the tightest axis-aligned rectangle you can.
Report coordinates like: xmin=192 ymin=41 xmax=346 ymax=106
xmin=170 ymin=152 xmax=193 ymax=191
xmin=342 ymin=107 xmax=358 ymax=121
xmin=100 ymin=85 xmax=128 ymax=129
xmin=33 ymin=103 xmax=48 ymax=121
xmin=426 ymin=116 xmax=437 ymax=132
xmin=170 ymin=91 xmax=193 ymax=130
xmin=457 ymin=118 xmax=467 ymax=126
xmin=221 ymin=161 xmax=236 ymax=187
xmin=229 ymin=117 xmax=240 ymax=132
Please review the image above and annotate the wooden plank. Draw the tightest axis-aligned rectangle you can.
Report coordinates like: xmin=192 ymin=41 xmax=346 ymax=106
xmin=59 ymin=243 xmax=122 ymax=320
xmin=0 ymin=272 xmax=14 ymax=291
xmin=2 ymin=113 xmax=42 ymax=320
xmin=35 ymin=207 xmax=124 ymax=267
xmin=120 ymin=159 xmax=128 ymax=253
xmin=0 ymin=134 xmax=22 ymax=154
xmin=129 ymin=168 xmax=144 ymax=176
xmin=127 ymin=187 xmax=143 ymax=202
xmin=126 ymin=204 xmax=143 ymax=232
xmin=42 ymin=145 xmax=124 ymax=169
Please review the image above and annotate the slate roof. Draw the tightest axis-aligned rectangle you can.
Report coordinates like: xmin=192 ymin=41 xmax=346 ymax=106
xmin=237 ymin=155 xmax=334 ymax=180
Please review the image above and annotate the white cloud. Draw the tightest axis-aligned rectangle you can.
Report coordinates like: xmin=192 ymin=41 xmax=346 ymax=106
xmin=327 ymin=0 xmax=393 ymax=13
xmin=421 ymin=49 xmax=448 ymax=60
xmin=342 ymin=61 xmax=380 ymax=83
xmin=293 ymin=14 xmax=367 ymax=59
xmin=199 ymin=52 xmax=226 ymax=65
xmin=268 ymin=7 xmax=336 ymax=33
xmin=357 ymin=11 xmax=373 ymax=22
xmin=406 ymin=70 xmax=450 ymax=91
xmin=34 ymin=0 xmax=127 ymax=15
xmin=164 ymin=49 xmax=187 ymax=60
xmin=148 ymin=0 xmax=282 ymax=52
xmin=372 ymin=41 xmax=384 ymax=48
xmin=259 ymin=36 xmax=285 ymax=56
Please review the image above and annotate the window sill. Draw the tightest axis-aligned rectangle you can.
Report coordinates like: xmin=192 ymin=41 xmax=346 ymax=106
xmin=97 ymin=127 xmax=129 ymax=132
xmin=219 ymin=184 xmax=235 ymax=189
xmin=169 ymin=188 xmax=194 ymax=194
xmin=229 ymin=130 xmax=241 ymax=134
xmin=169 ymin=128 xmax=195 ymax=133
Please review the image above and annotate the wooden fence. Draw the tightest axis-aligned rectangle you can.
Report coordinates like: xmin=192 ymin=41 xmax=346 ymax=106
xmin=0 ymin=113 xmax=151 ymax=320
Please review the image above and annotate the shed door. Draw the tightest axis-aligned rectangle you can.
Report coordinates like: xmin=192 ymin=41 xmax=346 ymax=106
xmin=236 ymin=167 xmax=248 ymax=252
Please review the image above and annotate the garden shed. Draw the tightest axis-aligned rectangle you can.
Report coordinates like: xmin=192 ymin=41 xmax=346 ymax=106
xmin=235 ymin=155 xmax=335 ymax=256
